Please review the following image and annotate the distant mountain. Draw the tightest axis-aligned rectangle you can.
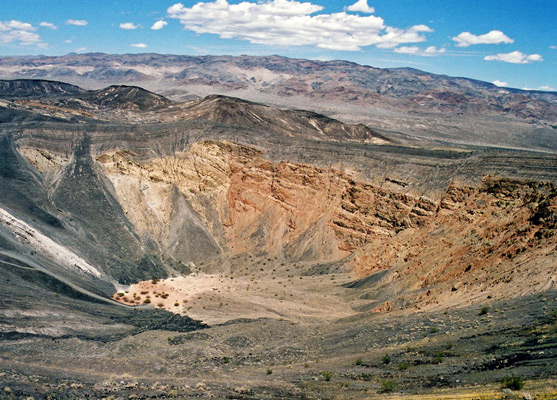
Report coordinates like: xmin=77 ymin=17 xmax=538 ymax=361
xmin=1 ymin=53 xmax=555 ymax=151
xmin=0 ymin=79 xmax=83 ymax=98
xmin=80 ymin=85 xmax=172 ymax=111
xmin=0 ymin=79 xmax=388 ymax=144
xmin=0 ymin=53 xmax=555 ymax=120
xmin=176 ymin=94 xmax=390 ymax=143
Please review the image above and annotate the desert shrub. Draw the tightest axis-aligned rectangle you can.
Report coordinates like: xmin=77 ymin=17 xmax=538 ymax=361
xmin=379 ymin=380 xmax=397 ymax=393
xmin=382 ymin=355 xmax=391 ymax=365
xmin=143 ymin=298 xmax=151 ymax=304
xmin=479 ymin=306 xmax=489 ymax=315
xmin=502 ymin=375 xmax=524 ymax=390
xmin=321 ymin=371 xmax=332 ymax=381
xmin=433 ymin=351 xmax=444 ymax=364
xmin=355 ymin=357 xmax=363 ymax=366
xmin=266 ymin=368 xmax=273 ymax=375
xmin=398 ymin=363 xmax=410 ymax=370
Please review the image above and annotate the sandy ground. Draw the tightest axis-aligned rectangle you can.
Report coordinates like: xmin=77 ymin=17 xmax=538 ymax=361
xmin=113 ymin=272 xmax=357 ymax=325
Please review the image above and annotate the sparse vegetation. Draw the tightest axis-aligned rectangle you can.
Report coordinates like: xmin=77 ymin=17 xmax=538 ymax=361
xmin=382 ymin=354 xmax=391 ymax=365
xmin=502 ymin=375 xmax=524 ymax=390
xmin=321 ymin=371 xmax=332 ymax=381
xmin=379 ymin=380 xmax=397 ymax=393
xmin=479 ymin=306 xmax=489 ymax=315
xmin=432 ymin=351 xmax=444 ymax=364
xmin=355 ymin=357 xmax=363 ymax=366
xmin=398 ymin=362 xmax=410 ymax=370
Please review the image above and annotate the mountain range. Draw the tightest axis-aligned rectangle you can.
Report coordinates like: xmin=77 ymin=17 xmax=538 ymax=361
xmin=1 ymin=53 xmax=556 ymax=151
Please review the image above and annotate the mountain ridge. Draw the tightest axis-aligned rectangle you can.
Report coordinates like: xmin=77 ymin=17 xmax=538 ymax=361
xmin=2 ymin=53 xmax=555 ymax=152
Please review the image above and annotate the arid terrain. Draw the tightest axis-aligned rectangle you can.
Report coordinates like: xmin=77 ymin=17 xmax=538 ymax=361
xmin=0 ymin=57 xmax=556 ymax=400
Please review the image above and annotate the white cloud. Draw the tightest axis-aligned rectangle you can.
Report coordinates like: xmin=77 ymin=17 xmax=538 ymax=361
xmin=484 ymin=51 xmax=543 ymax=64
xmin=75 ymin=47 xmax=87 ymax=52
xmin=167 ymin=0 xmax=432 ymax=51
xmin=347 ymin=0 xmax=374 ymax=14
xmin=492 ymin=80 xmax=508 ymax=87
xmin=394 ymin=45 xmax=445 ymax=57
xmin=452 ymin=30 xmax=513 ymax=47
xmin=550 ymin=45 xmax=557 ymax=50
xmin=63 ymin=39 xmax=72 ymax=43
xmin=523 ymin=85 xmax=555 ymax=92
xmin=66 ymin=19 xmax=88 ymax=26
xmin=131 ymin=43 xmax=148 ymax=48
xmin=0 ymin=20 xmax=44 ymax=46
xmin=39 ymin=22 xmax=57 ymax=29
xmin=151 ymin=20 xmax=168 ymax=30
xmin=120 ymin=22 xmax=140 ymax=30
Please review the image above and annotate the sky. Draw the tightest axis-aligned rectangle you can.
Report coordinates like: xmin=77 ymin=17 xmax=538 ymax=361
xmin=1 ymin=0 xmax=556 ymax=91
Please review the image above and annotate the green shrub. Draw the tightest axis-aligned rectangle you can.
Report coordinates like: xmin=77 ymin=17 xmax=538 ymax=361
xmin=502 ymin=375 xmax=524 ymax=390
xmin=379 ymin=380 xmax=397 ymax=393
xmin=266 ymin=368 xmax=273 ymax=375
xmin=433 ymin=351 xmax=444 ymax=364
xmin=382 ymin=355 xmax=391 ymax=365
xmin=355 ymin=357 xmax=363 ymax=366
xmin=479 ymin=306 xmax=489 ymax=315
xmin=398 ymin=362 xmax=410 ymax=370
xmin=321 ymin=371 xmax=332 ymax=381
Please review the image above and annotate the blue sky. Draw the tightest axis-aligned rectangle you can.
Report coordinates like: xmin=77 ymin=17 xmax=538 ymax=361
xmin=1 ymin=0 xmax=555 ymax=91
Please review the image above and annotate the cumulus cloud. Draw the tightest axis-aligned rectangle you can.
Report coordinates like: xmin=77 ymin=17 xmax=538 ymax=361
xmin=492 ymin=80 xmax=508 ymax=87
xmin=120 ymin=22 xmax=140 ymax=30
xmin=167 ymin=0 xmax=432 ymax=51
xmin=484 ymin=51 xmax=543 ymax=64
xmin=394 ymin=45 xmax=445 ymax=57
xmin=131 ymin=43 xmax=148 ymax=48
xmin=346 ymin=0 xmax=374 ymax=14
xmin=550 ymin=45 xmax=557 ymax=50
xmin=66 ymin=19 xmax=88 ymax=26
xmin=151 ymin=20 xmax=168 ymax=30
xmin=0 ymin=20 xmax=44 ymax=46
xmin=452 ymin=30 xmax=513 ymax=47
xmin=39 ymin=22 xmax=57 ymax=29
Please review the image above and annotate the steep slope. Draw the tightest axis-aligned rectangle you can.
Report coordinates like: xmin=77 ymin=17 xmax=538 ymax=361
xmin=93 ymin=141 xmax=556 ymax=312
